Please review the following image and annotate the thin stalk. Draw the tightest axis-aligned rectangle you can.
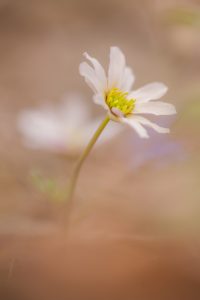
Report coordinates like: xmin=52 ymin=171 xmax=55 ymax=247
xmin=66 ymin=115 xmax=110 ymax=202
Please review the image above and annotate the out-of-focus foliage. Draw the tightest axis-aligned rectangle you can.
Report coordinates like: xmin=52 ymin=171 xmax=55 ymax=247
xmin=178 ymin=93 xmax=200 ymax=133
xmin=31 ymin=170 xmax=67 ymax=202
xmin=164 ymin=7 xmax=200 ymax=27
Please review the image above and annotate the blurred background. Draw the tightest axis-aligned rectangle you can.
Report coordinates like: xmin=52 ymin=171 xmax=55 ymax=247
xmin=0 ymin=0 xmax=200 ymax=299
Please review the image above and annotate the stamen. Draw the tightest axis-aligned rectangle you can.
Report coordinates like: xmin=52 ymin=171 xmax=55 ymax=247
xmin=106 ymin=88 xmax=135 ymax=116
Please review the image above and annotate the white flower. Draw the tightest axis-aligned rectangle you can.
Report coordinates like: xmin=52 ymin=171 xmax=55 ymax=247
xmin=79 ymin=47 xmax=176 ymax=138
xmin=17 ymin=93 xmax=120 ymax=155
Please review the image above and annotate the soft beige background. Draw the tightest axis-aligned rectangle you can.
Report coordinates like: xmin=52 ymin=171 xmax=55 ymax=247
xmin=0 ymin=0 xmax=200 ymax=299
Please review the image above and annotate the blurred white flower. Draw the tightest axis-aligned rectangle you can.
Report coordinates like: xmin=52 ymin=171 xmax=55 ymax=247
xmin=79 ymin=46 xmax=176 ymax=138
xmin=17 ymin=93 xmax=120 ymax=155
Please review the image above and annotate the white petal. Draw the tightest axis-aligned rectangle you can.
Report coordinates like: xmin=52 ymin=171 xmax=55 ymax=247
xmin=79 ymin=62 xmax=102 ymax=94
xmin=134 ymin=101 xmax=176 ymax=116
xmin=93 ymin=94 xmax=103 ymax=105
xmin=84 ymin=52 xmax=107 ymax=90
xmin=108 ymin=47 xmax=126 ymax=89
xmin=132 ymin=116 xmax=170 ymax=133
xmin=122 ymin=117 xmax=149 ymax=138
xmin=129 ymin=82 xmax=168 ymax=103
xmin=111 ymin=107 xmax=125 ymax=118
xmin=85 ymin=78 xmax=97 ymax=93
xmin=120 ymin=67 xmax=135 ymax=92
xmin=93 ymin=94 xmax=108 ymax=111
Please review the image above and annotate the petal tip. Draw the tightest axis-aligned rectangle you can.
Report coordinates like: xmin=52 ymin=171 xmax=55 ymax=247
xmin=156 ymin=82 xmax=168 ymax=90
xmin=83 ymin=52 xmax=88 ymax=58
xmin=110 ymin=46 xmax=124 ymax=55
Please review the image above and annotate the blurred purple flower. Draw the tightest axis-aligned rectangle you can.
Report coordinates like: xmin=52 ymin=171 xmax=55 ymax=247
xmin=121 ymin=116 xmax=186 ymax=170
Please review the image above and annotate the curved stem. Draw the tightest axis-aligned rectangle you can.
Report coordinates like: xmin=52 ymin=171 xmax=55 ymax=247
xmin=66 ymin=115 xmax=110 ymax=202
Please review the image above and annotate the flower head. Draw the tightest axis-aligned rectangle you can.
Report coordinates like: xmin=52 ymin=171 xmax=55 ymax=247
xmin=79 ymin=47 xmax=176 ymax=138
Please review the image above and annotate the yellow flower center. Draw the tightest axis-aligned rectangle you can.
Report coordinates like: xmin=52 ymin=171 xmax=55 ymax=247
xmin=106 ymin=88 xmax=135 ymax=117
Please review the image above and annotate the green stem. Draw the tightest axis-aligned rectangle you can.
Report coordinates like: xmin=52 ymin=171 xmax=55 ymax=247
xmin=66 ymin=115 xmax=110 ymax=202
